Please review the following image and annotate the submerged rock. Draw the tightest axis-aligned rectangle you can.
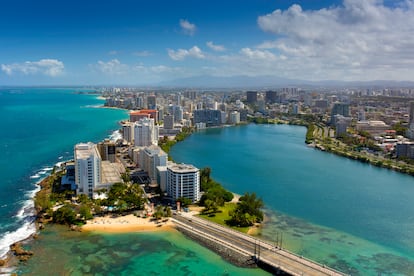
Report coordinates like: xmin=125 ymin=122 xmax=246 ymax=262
xmin=10 ymin=242 xmax=34 ymax=262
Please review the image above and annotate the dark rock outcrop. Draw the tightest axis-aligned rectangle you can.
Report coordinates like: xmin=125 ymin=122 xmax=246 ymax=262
xmin=10 ymin=242 xmax=33 ymax=262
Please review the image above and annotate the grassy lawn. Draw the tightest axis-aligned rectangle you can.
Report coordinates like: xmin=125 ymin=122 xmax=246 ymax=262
xmin=197 ymin=202 xmax=250 ymax=234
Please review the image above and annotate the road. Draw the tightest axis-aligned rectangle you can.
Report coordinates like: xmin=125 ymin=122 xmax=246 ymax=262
xmin=172 ymin=213 xmax=345 ymax=276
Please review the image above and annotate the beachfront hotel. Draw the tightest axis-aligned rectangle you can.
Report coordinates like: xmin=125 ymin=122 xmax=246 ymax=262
xmin=74 ymin=142 xmax=102 ymax=198
xmin=166 ymin=163 xmax=200 ymax=202
xmin=130 ymin=109 xmax=158 ymax=123
xmin=133 ymin=117 xmax=159 ymax=147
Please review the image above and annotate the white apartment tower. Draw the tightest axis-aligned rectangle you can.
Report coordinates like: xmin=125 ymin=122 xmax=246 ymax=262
xmin=229 ymin=111 xmax=240 ymax=124
xmin=139 ymin=145 xmax=168 ymax=181
xmin=134 ymin=117 xmax=159 ymax=147
xmin=167 ymin=163 xmax=200 ymax=202
xmin=74 ymin=142 xmax=102 ymax=198
xmin=122 ymin=122 xmax=134 ymax=143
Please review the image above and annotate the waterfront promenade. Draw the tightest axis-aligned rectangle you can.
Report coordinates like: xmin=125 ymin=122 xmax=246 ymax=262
xmin=172 ymin=213 xmax=345 ymax=276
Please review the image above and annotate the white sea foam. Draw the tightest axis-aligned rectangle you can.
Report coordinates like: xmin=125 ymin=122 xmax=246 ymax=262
xmin=29 ymin=174 xmax=41 ymax=179
xmin=0 ymin=169 xmax=45 ymax=259
xmin=82 ymin=104 xmax=102 ymax=108
xmin=0 ymin=220 xmax=36 ymax=259
xmin=0 ymin=158 xmax=71 ymax=260
xmin=109 ymin=130 xmax=122 ymax=142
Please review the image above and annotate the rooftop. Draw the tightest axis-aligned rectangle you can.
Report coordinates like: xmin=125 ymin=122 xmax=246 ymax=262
xmin=168 ymin=163 xmax=199 ymax=173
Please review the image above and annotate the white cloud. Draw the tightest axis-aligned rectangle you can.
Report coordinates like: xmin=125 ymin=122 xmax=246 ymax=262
xmin=180 ymin=19 xmax=196 ymax=35
xmin=168 ymin=46 xmax=205 ymax=61
xmin=255 ymin=0 xmax=414 ymax=80
xmin=212 ymin=48 xmax=287 ymax=77
xmin=206 ymin=41 xmax=226 ymax=52
xmin=91 ymin=59 xmax=184 ymax=81
xmin=240 ymin=48 xmax=278 ymax=61
xmin=1 ymin=59 xmax=64 ymax=77
xmin=94 ymin=59 xmax=129 ymax=75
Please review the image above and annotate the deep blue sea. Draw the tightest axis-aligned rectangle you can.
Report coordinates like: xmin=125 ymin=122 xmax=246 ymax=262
xmin=0 ymin=88 xmax=128 ymax=257
xmin=170 ymin=125 xmax=414 ymax=275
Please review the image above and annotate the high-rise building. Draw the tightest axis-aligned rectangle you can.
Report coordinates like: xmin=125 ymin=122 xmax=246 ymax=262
xmin=122 ymin=122 xmax=134 ymax=143
xmin=167 ymin=163 xmax=200 ymax=202
xmin=139 ymin=145 xmax=168 ymax=181
xmin=229 ymin=111 xmax=240 ymax=124
xmin=97 ymin=139 xmax=116 ymax=163
xmin=409 ymin=102 xmax=414 ymax=127
xmin=193 ymin=109 xmax=223 ymax=127
xmin=407 ymin=102 xmax=414 ymax=139
xmin=331 ymin=103 xmax=350 ymax=125
xmin=184 ymin=91 xmax=197 ymax=100
xmin=147 ymin=95 xmax=156 ymax=109
xmin=134 ymin=117 xmax=159 ymax=147
xmin=130 ymin=109 xmax=158 ymax=123
xmin=74 ymin=142 xmax=102 ymax=198
xmin=173 ymin=106 xmax=183 ymax=123
xmin=265 ymin=91 xmax=277 ymax=103
xmin=163 ymin=114 xmax=174 ymax=130
xmin=357 ymin=108 xmax=366 ymax=121
xmin=246 ymin=91 xmax=257 ymax=103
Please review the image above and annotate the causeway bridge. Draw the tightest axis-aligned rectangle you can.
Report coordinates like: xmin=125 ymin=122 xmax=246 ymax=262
xmin=172 ymin=213 xmax=346 ymax=276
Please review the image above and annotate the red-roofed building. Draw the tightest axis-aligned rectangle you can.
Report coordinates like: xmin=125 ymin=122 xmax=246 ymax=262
xmin=130 ymin=110 xmax=158 ymax=123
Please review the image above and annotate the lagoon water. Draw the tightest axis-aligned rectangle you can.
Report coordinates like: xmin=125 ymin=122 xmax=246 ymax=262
xmin=0 ymin=88 xmax=266 ymax=276
xmin=170 ymin=125 xmax=414 ymax=275
xmin=3 ymin=88 xmax=414 ymax=275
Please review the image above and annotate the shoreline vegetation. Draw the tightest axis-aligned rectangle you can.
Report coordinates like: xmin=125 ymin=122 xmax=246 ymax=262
xmin=3 ymin=110 xmax=411 ymax=273
xmin=0 ymin=121 xmax=265 ymax=273
xmin=249 ymin=115 xmax=414 ymax=177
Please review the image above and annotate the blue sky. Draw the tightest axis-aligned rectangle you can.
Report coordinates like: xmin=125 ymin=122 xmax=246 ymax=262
xmin=0 ymin=0 xmax=413 ymax=85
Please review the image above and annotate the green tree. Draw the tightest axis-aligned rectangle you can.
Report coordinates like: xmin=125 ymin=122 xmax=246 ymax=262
xmin=165 ymin=206 xmax=172 ymax=217
xmin=79 ymin=203 xmax=93 ymax=220
xmin=34 ymin=191 xmax=52 ymax=213
xmin=228 ymin=192 xmax=264 ymax=227
xmin=53 ymin=204 xmax=77 ymax=225
xmin=202 ymin=199 xmax=218 ymax=214
xmin=392 ymin=121 xmax=408 ymax=136
xmin=153 ymin=205 xmax=164 ymax=220
xmin=177 ymin=197 xmax=192 ymax=207
xmin=121 ymin=170 xmax=131 ymax=183
xmin=200 ymin=167 xmax=211 ymax=184
xmin=123 ymin=184 xmax=144 ymax=209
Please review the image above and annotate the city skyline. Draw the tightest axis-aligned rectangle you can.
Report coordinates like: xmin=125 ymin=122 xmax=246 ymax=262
xmin=1 ymin=0 xmax=414 ymax=85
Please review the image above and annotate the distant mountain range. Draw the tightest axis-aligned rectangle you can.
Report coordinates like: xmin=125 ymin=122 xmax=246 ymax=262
xmin=158 ymin=75 xmax=414 ymax=89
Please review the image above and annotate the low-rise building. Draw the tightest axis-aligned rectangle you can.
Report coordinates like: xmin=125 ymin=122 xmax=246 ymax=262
xmin=356 ymin=120 xmax=391 ymax=136
xmin=396 ymin=142 xmax=414 ymax=159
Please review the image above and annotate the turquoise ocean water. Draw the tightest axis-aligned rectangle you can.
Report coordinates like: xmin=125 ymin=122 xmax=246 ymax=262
xmin=0 ymin=88 xmax=267 ymax=276
xmin=0 ymin=87 xmax=128 ymax=258
xmin=3 ymin=88 xmax=414 ymax=275
xmin=170 ymin=125 xmax=414 ymax=275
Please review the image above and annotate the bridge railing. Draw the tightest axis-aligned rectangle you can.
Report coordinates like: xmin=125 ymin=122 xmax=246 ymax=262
xmin=178 ymin=213 xmax=346 ymax=276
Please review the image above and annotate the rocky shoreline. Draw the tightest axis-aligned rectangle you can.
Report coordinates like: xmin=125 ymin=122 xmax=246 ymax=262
xmin=0 ymin=175 xmax=52 ymax=272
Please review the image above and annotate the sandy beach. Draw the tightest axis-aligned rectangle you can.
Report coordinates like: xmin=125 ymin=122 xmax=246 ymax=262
xmin=81 ymin=214 xmax=175 ymax=233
